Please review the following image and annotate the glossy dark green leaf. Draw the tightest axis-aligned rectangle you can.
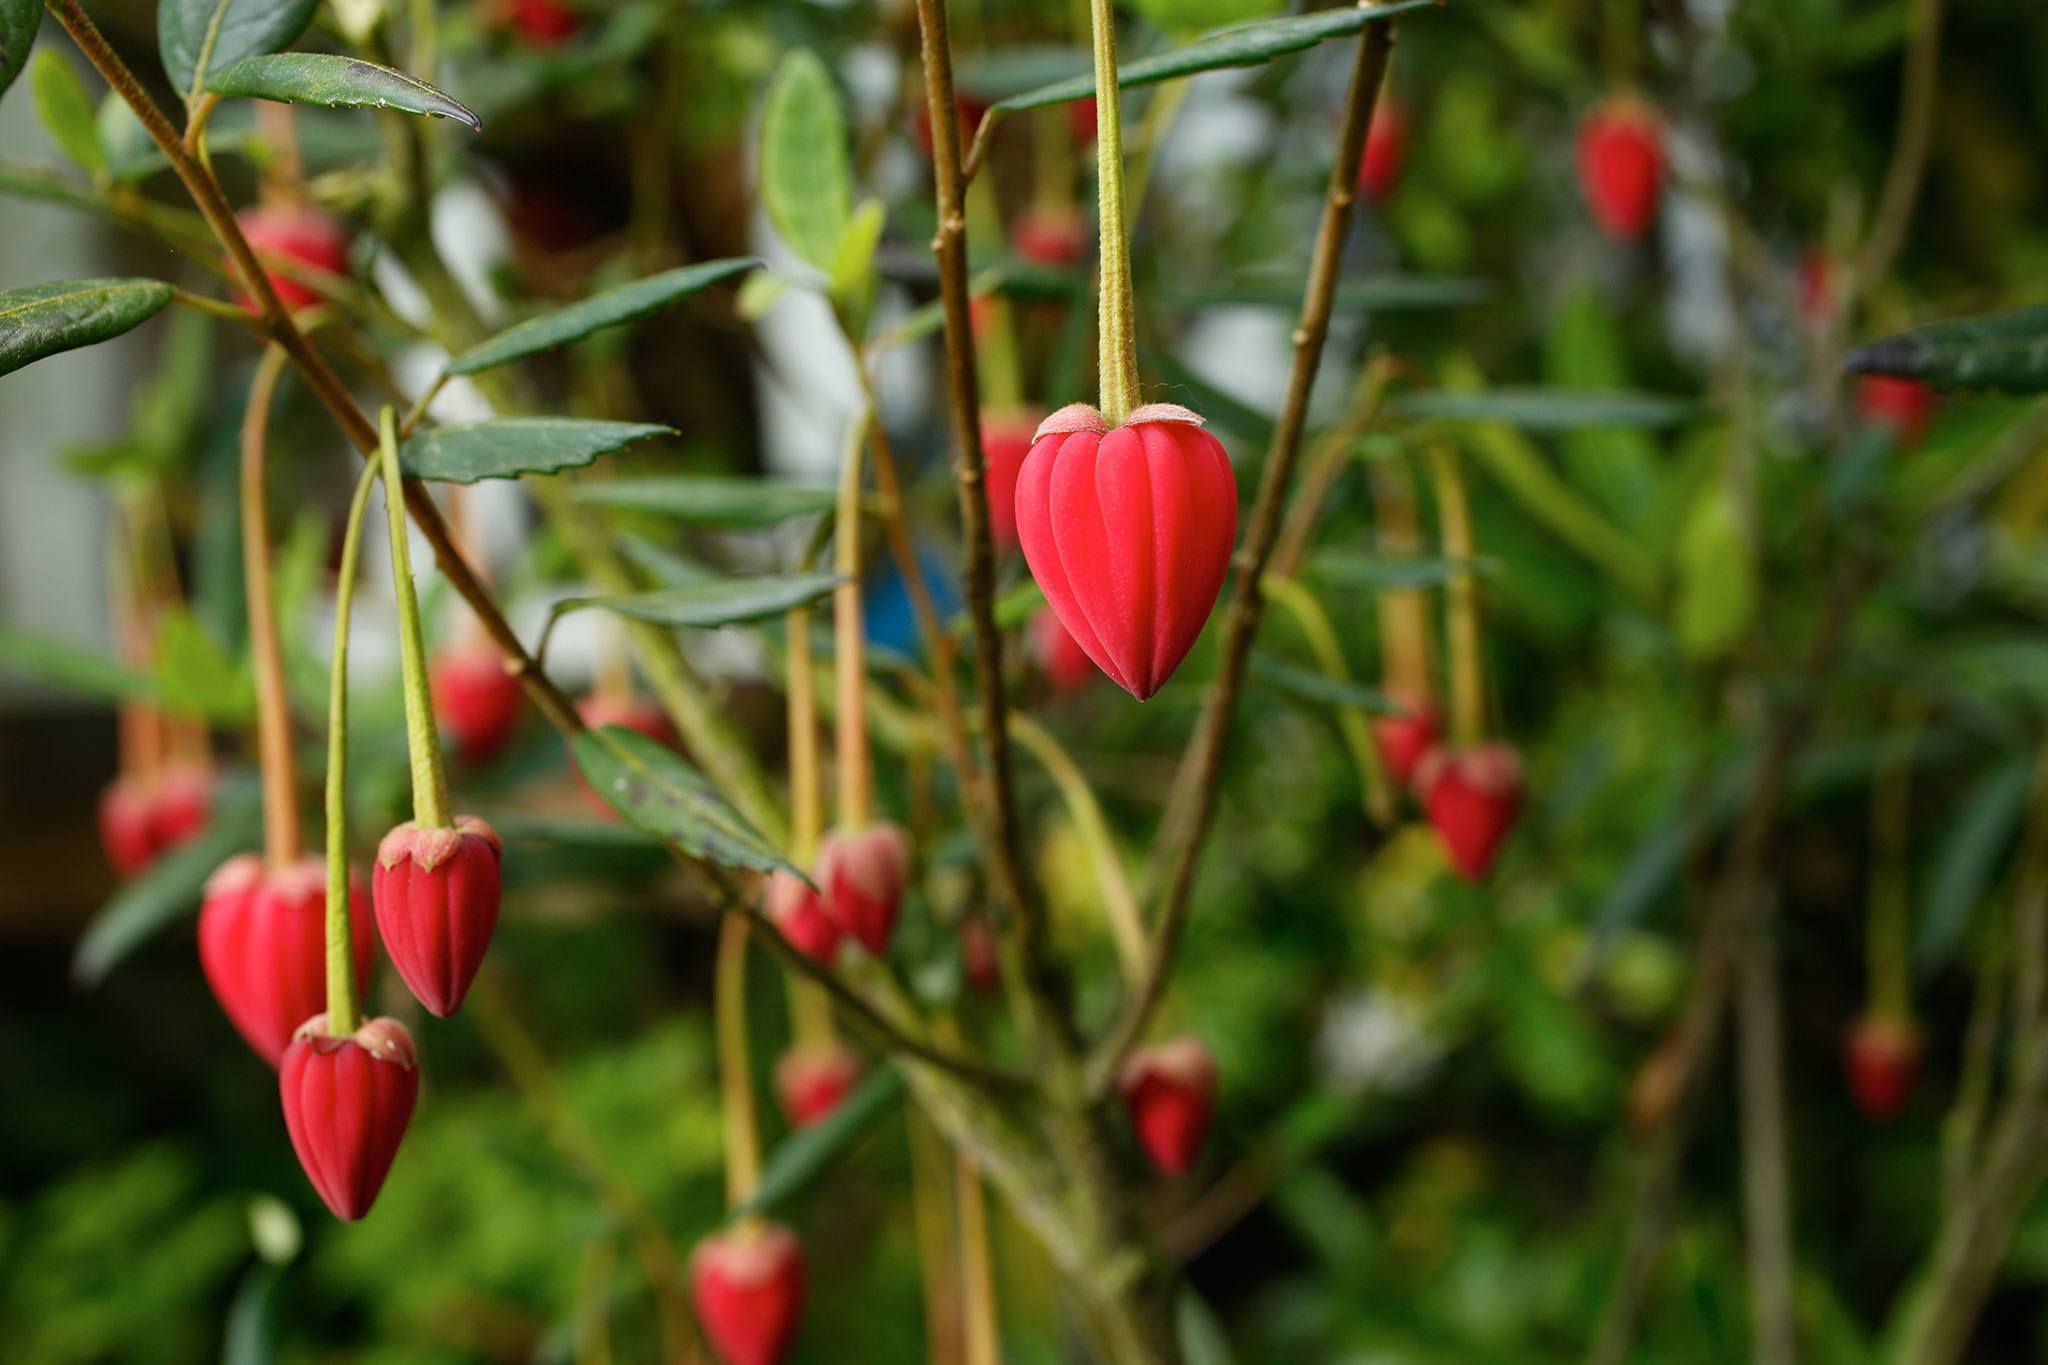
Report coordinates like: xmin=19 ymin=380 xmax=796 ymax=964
xmin=0 ymin=0 xmax=38 ymax=103
xmin=1913 ymin=757 xmax=2031 ymax=975
xmin=1251 ymin=653 xmax=1400 ymax=715
xmin=548 ymin=573 xmax=842 ymax=643
xmin=155 ymin=607 xmax=255 ymax=723
xmin=570 ymin=725 xmax=795 ymax=876
xmin=735 ymin=1068 xmax=903 ymax=1219
xmin=74 ymin=780 xmax=262 ymax=985
xmin=31 ymin=50 xmax=104 ymax=174
xmin=159 ymin=0 xmax=319 ymax=100
xmin=987 ymin=2 xmax=1431 ymax=114
xmin=205 ymin=53 xmax=479 ymax=129
xmin=1845 ymin=304 xmax=2048 ymax=393
xmin=0 ymin=278 xmax=174 ymax=378
xmin=1391 ymin=388 xmax=1697 ymax=431
xmin=446 ymin=259 xmax=758 ymax=376
xmin=481 ymin=811 xmax=664 ymax=851
xmin=615 ymin=533 xmax=716 ymax=587
xmin=954 ymin=46 xmax=1089 ymax=102
xmin=0 ymin=624 xmax=163 ymax=703
xmin=400 ymin=418 xmax=670 ymax=483
xmin=576 ymin=476 xmax=836 ymax=528
xmin=759 ymin=51 xmax=851 ymax=271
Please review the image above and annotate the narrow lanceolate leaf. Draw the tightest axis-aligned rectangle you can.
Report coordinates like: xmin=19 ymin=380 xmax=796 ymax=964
xmin=1912 ymin=757 xmax=2032 ymax=976
xmin=1309 ymin=551 xmax=1499 ymax=590
xmin=1391 ymin=388 xmax=1697 ymax=431
xmin=31 ymin=51 xmax=105 ymax=174
xmin=1845 ymin=304 xmax=2048 ymax=393
xmin=759 ymin=50 xmax=852 ymax=271
xmin=548 ymin=573 xmax=843 ymax=641
xmin=445 ymin=258 xmax=758 ymax=376
xmin=1177 ymin=1290 xmax=1243 ymax=1365
xmin=0 ymin=0 xmax=38 ymax=103
xmin=576 ymin=476 xmax=836 ymax=528
xmin=159 ymin=0 xmax=320 ymax=101
xmin=736 ymin=1069 xmax=904 ymax=1219
xmin=0 ymin=278 xmax=175 ymax=379
xmin=1251 ymin=653 xmax=1401 ymax=715
xmin=0 ymin=624 xmax=163 ymax=704
xmin=571 ymin=726 xmax=796 ymax=876
xmin=988 ymin=2 xmax=1432 ymax=114
xmin=400 ymin=418 xmax=671 ymax=483
xmin=205 ymin=54 xmax=480 ymax=130
xmin=1160 ymin=274 xmax=1491 ymax=313
xmin=74 ymin=782 xmax=262 ymax=986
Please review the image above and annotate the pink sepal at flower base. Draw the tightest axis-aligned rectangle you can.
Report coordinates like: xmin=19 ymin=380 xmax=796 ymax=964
xmin=373 ymin=816 xmax=504 ymax=1017
xmin=817 ymin=824 xmax=911 ymax=956
xmin=279 ymin=1015 xmax=420 ymax=1221
xmin=1013 ymin=403 xmax=1238 ymax=701
xmin=691 ymin=1222 xmax=807 ymax=1365
xmin=199 ymin=855 xmax=376 ymax=1067
xmin=775 ymin=1043 xmax=862 ymax=1128
xmin=766 ymin=869 xmax=840 ymax=964
xmin=1416 ymin=744 xmax=1524 ymax=882
xmin=1119 ymin=1036 xmax=1217 ymax=1177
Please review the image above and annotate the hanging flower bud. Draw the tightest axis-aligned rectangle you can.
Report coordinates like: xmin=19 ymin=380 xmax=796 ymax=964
xmin=199 ymin=856 xmax=377 ymax=1067
xmin=279 ymin=1015 xmax=420 ymax=1221
xmin=507 ymin=0 xmax=580 ymax=46
xmin=1119 ymin=1036 xmax=1217 ymax=1177
xmin=1576 ymin=100 xmax=1664 ymax=242
xmin=1371 ymin=692 xmax=1440 ymax=789
xmin=98 ymin=776 xmax=157 ymax=878
xmin=981 ymin=411 xmax=1041 ymax=551
xmin=1844 ymin=1012 xmax=1922 ymax=1121
xmin=915 ymin=97 xmax=989 ymax=160
xmin=373 ymin=816 xmax=503 ymax=1017
xmin=1416 ymin=745 xmax=1523 ymax=882
xmin=1066 ymin=97 xmax=1098 ymax=144
xmin=1010 ymin=204 xmax=1089 ymax=269
xmin=1856 ymin=375 xmax=1936 ymax=448
xmin=817 ymin=824 xmax=911 ymax=956
xmin=431 ymin=643 xmax=523 ymax=763
xmin=1358 ymin=97 xmax=1406 ymax=201
xmin=774 ymin=1043 xmax=862 ymax=1128
xmin=765 ymin=869 xmax=840 ymax=964
xmin=234 ymin=205 xmax=350 ymax=314
xmin=1014 ymin=404 xmax=1238 ymax=701
xmin=690 ymin=1222 xmax=807 ymax=1365
xmin=152 ymin=763 xmax=213 ymax=852
xmin=960 ymin=913 xmax=1001 ymax=996
xmin=1031 ymin=607 xmax=1097 ymax=693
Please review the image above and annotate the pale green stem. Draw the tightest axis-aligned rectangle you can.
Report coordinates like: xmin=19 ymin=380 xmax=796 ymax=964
xmin=1428 ymin=443 xmax=1485 ymax=749
xmin=1010 ymin=714 xmax=1146 ymax=983
xmin=835 ymin=404 xmax=875 ymax=828
xmin=377 ymin=407 xmax=452 ymax=829
xmin=323 ymin=460 xmax=380 ymax=1037
xmin=1262 ymin=573 xmax=1393 ymax=825
xmin=1088 ymin=0 xmax=1139 ymax=423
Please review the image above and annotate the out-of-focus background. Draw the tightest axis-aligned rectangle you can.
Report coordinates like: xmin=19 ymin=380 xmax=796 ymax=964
xmin=7 ymin=0 xmax=2048 ymax=1361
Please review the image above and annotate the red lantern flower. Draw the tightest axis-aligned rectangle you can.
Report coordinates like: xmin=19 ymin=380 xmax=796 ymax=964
xmin=98 ymin=776 xmax=157 ymax=878
xmin=691 ymin=1222 xmax=806 ymax=1365
xmin=1010 ymin=204 xmax=1089 ymax=269
xmin=279 ymin=1015 xmax=420 ymax=1221
xmin=981 ymin=410 xmax=1041 ymax=551
xmin=817 ymin=824 xmax=911 ymax=956
xmin=774 ymin=1043 xmax=862 ymax=1128
xmin=373 ymin=816 xmax=503 ymax=1017
xmin=431 ymin=643 xmax=523 ymax=763
xmin=960 ymin=913 xmax=1001 ymax=996
xmin=765 ymin=869 xmax=840 ymax=964
xmin=1856 ymin=375 xmax=1937 ymax=448
xmin=507 ymin=0 xmax=580 ymax=45
xmin=1066 ymin=97 xmax=1098 ymax=144
xmin=1416 ymin=745 xmax=1523 ymax=882
xmin=1030 ymin=607 xmax=1096 ymax=692
xmin=234 ymin=205 xmax=349 ymax=313
xmin=199 ymin=855 xmax=376 ymax=1067
xmin=1014 ymin=403 xmax=1238 ymax=701
xmin=1358 ymin=97 xmax=1406 ymax=201
xmin=1119 ymin=1036 xmax=1217 ymax=1177
xmin=152 ymin=763 xmax=212 ymax=851
xmin=1577 ymin=101 xmax=1664 ymax=242
xmin=1844 ymin=1012 xmax=1922 ymax=1121
xmin=1371 ymin=692 xmax=1440 ymax=789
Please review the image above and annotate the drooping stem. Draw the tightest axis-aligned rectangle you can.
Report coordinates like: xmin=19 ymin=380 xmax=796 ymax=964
xmin=1261 ymin=573 xmax=1392 ymax=826
xmin=376 ymin=407 xmax=452 ymax=829
xmin=834 ymin=405 xmax=876 ymax=829
xmin=786 ymin=593 xmax=836 ymax=1046
xmin=239 ymin=344 xmax=301 ymax=866
xmin=957 ymin=1154 xmax=1003 ymax=1365
xmin=1368 ymin=454 xmax=1434 ymax=701
xmin=1092 ymin=17 xmax=1398 ymax=1095
xmin=323 ymin=461 xmax=381 ymax=1037
xmin=908 ymin=1110 xmax=968 ymax=1365
xmin=1270 ymin=355 xmax=1398 ymax=580
xmin=1087 ymin=0 xmax=1139 ymax=423
xmin=1428 ymin=443 xmax=1485 ymax=749
xmin=1010 ymin=714 xmax=1146 ymax=984
xmin=715 ymin=915 xmax=762 ymax=1206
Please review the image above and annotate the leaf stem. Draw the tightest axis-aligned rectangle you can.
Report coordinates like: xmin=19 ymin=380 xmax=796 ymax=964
xmin=716 ymin=915 xmax=762 ymax=1206
xmin=323 ymin=461 xmax=381 ymax=1036
xmin=377 ymin=407 xmax=452 ymax=829
xmin=1427 ymin=442 xmax=1485 ymax=749
xmin=834 ymin=404 xmax=875 ymax=829
xmin=239 ymin=344 xmax=301 ymax=866
xmin=1087 ymin=0 xmax=1139 ymax=423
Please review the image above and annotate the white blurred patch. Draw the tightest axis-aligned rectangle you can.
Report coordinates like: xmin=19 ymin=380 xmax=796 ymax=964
xmin=1317 ymin=989 xmax=1446 ymax=1098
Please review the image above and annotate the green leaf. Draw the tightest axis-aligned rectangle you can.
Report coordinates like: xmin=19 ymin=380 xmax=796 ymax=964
xmin=828 ymin=197 xmax=885 ymax=329
xmin=1177 ymin=1289 xmax=1242 ymax=1365
xmin=96 ymin=93 xmax=154 ymax=178
xmin=31 ymin=51 xmax=105 ymax=174
xmin=221 ymin=1264 xmax=281 ymax=1365
xmin=548 ymin=573 xmax=843 ymax=642
xmin=155 ymin=608 xmax=255 ymax=723
xmin=735 ymin=1069 xmax=904 ymax=1219
xmin=400 ymin=418 xmax=671 ymax=483
xmin=0 ymin=0 xmax=38 ymax=103
xmin=987 ymin=2 xmax=1431 ymax=114
xmin=205 ymin=53 xmax=479 ymax=129
xmin=1392 ymin=387 xmax=1697 ymax=431
xmin=616 ymin=532 xmax=717 ymax=587
xmin=0 ymin=277 xmax=174 ymax=379
xmin=74 ymin=781 xmax=262 ymax=985
xmin=1159 ymin=273 xmax=1490 ymax=313
xmin=1846 ymin=304 xmax=2048 ymax=393
xmin=0 ymin=624 xmax=162 ymax=703
xmin=576 ymin=476 xmax=837 ymax=528
xmin=1672 ymin=482 xmax=1755 ymax=660
xmin=1308 ymin=551 xmax=1498 ymax=590
xmin=480 ymin=812 xmax=664 ymax=851
xmin=1913 ymin=757 xmax=2031 ymax=975
xmin=445 ymin=258 xmax=758 ymax=376
xmin=1251 ymin=653 xmax=1401 ymax=715
xmin=570 ymin=725 xmax=796 ymax=876
xmin=158 ymin=0 xmax=319 ymax=101
xmin=759 ymin=50 xmax=852 ymax=271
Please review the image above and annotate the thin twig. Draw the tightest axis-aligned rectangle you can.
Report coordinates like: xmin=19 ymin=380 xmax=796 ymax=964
xmin=1087 ymin=19 xmax=1398 ymax=1096
xmin=1853 ymin=0 xmax=1945 ymax=298
xmin=238 ymin=345 xmax=299 ymax=866
xmin=1735 ymin=889 xmax=1797 ymax=1365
